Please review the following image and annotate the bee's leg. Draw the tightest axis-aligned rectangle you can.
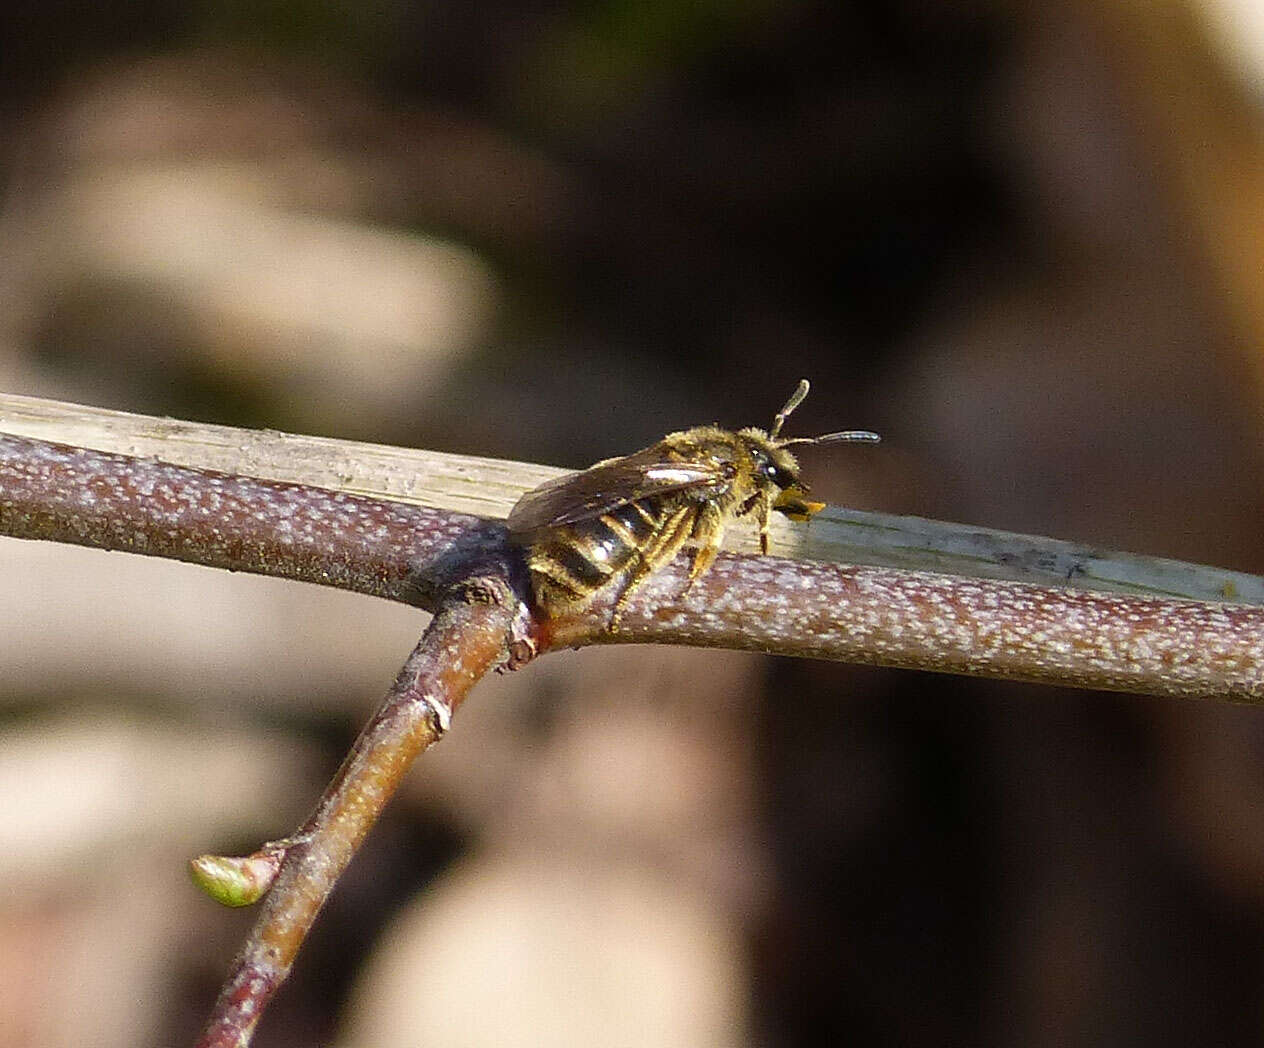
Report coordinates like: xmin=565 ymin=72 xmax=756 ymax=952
xmin=682 ymin=502 xmax=725 ymax=593
xmin=756 ymin=495 xmax=772 ymax=555
xmin=609 ymin=504 xmax=695 ymax=630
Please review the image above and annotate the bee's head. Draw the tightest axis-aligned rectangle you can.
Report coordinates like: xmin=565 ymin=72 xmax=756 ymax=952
xmin=746 ymin=379 xmax=881 ymax=520
xmin=737 ymin=432 xmax=803 ymax=492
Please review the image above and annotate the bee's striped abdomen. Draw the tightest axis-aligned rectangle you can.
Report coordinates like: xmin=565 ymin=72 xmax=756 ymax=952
xmin=524 ymin=496 xmax=668 ymax=606
xmin=603 ymin=500 xmax=659 ymax=544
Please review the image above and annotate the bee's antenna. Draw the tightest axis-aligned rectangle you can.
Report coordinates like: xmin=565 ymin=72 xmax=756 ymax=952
xmin=770 ymin=379 xmax=811 ymax=440
xmin=781 ymin=430 xmax=882 ymax=448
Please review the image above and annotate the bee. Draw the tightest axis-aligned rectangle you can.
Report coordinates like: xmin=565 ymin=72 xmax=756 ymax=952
xmin=507 ymin=379 xmax=880 ymax=629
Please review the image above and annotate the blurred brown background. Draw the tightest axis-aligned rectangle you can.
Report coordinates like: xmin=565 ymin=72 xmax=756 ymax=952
xmin=3 ymin=1 xmax=1264 ymax=1045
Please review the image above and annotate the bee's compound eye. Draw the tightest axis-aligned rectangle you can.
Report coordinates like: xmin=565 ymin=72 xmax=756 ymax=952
xmin=766 ymin=460 xmax=795 ymax=488
xmin=750 ymin=444 xmax=792 ymax=487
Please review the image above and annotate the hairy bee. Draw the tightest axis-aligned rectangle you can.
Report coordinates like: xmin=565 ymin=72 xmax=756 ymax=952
xmin=508 ymin=379 xmax=879 ymax=629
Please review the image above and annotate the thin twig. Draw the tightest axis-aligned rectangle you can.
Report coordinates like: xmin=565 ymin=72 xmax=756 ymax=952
xmin=2 ymin=390 xmax=1260 ymax=603
xmin=194 ymin=579 xmax=523 ymax=1048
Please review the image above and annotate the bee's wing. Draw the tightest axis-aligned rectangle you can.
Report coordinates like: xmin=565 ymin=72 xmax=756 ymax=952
xmin=508 ymin=453 xmax=727 ymax=532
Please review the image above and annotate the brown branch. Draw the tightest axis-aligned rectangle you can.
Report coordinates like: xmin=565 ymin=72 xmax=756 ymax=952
xmin=3 ymin=431 xmax=1263 ymax=702
xmin=194 ymin=577 xmax=524 ymax=1048
xmin=4 ymin=422 xmax=1264 ymax=1045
